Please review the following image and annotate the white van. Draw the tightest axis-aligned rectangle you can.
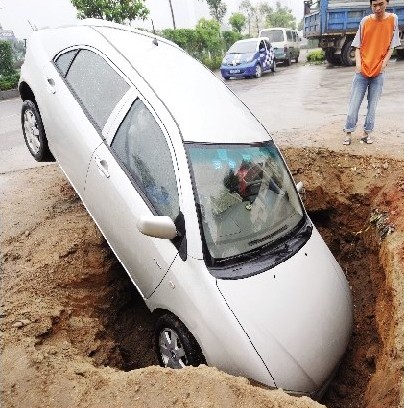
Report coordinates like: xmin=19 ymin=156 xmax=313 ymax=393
xmin=259 ymin=27 xmax=300 ymax=65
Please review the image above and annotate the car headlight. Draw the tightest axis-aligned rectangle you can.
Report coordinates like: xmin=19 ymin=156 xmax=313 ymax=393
xmin=243 ymin=54 xmax=254 ymax=63
xmin=222 ymin=57 xmax=227 ymax=64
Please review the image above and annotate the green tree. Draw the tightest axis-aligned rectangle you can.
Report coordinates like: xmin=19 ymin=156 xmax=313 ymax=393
xmin=265 ymin=2 xmax=296 ymax=29
xmin=71 ymin=0 xmax=149 ymax=24
xmin=205 ymin=0 xmax=227 ymax=23
xmin=0 ymin=40 xmax=15 ymax=76
xmin=239 ymin=0 xmax=254 ymax=36
xmin=255 ymin=1 xmax=273 ymax=33
xmin=228 ymin=12 xmax=246 ymax=33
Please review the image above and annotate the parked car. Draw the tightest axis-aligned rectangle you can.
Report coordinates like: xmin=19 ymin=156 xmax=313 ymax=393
xmin=19 ymin=19 xmax=352 ymax=399
xmin=220 ymin=37 xmax=276 ymax=80
xmin=259 ymin=27 xmax=300 ymax=65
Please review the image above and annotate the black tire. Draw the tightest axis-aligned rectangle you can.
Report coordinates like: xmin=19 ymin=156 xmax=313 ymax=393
xmin=155 ymin=313 xmax=205 ymax=369
xmin=396 ymin=49 xmax=404 ymax=59
xmin=271 ymin=59 xmax=276 ymax=73
xmin=295 ymin=54 xmax=299 ymax=63
xmin=21 ymin=100 xmax=54 ymax=162
xmin=285 ymin=54 xmax=291 ymax=66
xmin=325 ymin=48 xmax=342 ymax=65
xmin=341 ymin=40 xmax=356 ymax=66
xmin=254 ymin=64 xmax=262 ymax=78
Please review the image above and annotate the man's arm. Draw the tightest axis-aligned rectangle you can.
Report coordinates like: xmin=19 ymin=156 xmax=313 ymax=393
xmin=355 ymin=48 xmax=361 ymax=73
xmin=381 ymin=48 xmax=394 ymax=71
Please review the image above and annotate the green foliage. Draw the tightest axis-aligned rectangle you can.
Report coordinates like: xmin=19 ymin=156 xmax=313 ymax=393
xmin=229 ymin=12 xmax=246 ymax=33
xmin=71 ymin=0 xmax=149 ymax=23
xmin=265 ymin=1 xmax=296 ymax=29
xmin=0 ymin=72 xmax=20 ymax=91
xmin=222 ymin=31 xmax=242 ymax=50
xmin=205 ymin=0 xmax=227 ymax=23
xmin=161 ymin=19 xmax=242 ymax=71
xmin=0 ymin=40 xmax=16 ymax=76
xmin=306 ymin=49 xmax=325 ymax=63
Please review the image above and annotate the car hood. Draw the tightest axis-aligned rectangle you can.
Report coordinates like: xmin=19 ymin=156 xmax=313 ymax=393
xmin=216 ymin=227 xmax=353 ymax=394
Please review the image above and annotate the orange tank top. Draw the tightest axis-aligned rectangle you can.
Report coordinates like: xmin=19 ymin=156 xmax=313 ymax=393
xmin=359 ymin=14 xmax=395 ymax=77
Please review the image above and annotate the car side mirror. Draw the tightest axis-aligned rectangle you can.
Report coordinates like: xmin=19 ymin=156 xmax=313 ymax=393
xmin=259 ymin=48 xmax=266 ymax=53
xmin=137 ymin=215 xmax=177 ymax=239
xmin=296 ymin=181 xmax=304 ymax=193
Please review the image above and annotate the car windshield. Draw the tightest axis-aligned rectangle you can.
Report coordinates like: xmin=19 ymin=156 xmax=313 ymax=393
xmin=227 ymin=41 xmax=256 ymax=54
xmin=187 ymin=142 xmax=304 ymax=264
xmin=261 ymin=30 xmax=284 ymax=42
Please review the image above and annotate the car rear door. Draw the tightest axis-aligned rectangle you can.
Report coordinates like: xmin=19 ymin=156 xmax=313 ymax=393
xmin=41 ymin=47 xmax=130 ymax=196
xmin=83 ymin=93 xmax=183 ymax=298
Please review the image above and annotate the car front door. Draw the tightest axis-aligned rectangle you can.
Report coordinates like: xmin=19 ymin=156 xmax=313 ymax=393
xmin=83 ymin=95 xmax=183 ymax=298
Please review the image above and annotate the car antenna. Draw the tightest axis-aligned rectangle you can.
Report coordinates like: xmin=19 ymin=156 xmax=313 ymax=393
xmin=151 ymin=19 xmax=158 ymax=46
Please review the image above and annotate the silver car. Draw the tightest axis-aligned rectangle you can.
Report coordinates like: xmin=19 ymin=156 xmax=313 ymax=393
xmin=19 ymin=19 xmax=353 ymax=398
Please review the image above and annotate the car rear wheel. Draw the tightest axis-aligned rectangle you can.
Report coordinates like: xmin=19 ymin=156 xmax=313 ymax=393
xmin=254 ymin=64 xmax=262 ymax=78
xmin=271 ymin=59 xmax=276 ymax=73
xmin=155 ymin=313 xmax=205 ymax=369
xmin=21 ymin=100 xmax=54 ymax=162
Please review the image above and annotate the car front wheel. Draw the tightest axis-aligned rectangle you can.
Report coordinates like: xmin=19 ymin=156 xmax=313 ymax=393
xmin=21 ymin=100 xmax=54 ymax=162
xmin=254 ymin=64 xmax=262 ymax=78
xmin=155 ymin=313 xmax=205 ymax=369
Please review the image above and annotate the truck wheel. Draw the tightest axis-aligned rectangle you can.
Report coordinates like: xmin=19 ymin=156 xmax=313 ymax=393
xmin=325 ymin=49 xmax=342 ymax=66
xmin=396 ymin=49 xmax=404 ymax=59
xmin=285 ymin=54 xmax=291 ymax=66
xmin=341 ymin=40 xmax=355 ymax=66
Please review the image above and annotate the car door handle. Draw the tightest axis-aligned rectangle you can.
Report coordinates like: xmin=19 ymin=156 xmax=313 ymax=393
xmin=45 ymin=77 xmax=56 ymax=94
xmin=94 ymin=155 xmax=110 ymax=178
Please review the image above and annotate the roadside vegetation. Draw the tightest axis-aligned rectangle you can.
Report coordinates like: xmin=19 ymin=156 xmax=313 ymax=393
xmin=0 ymin=40 xmax=22 ymax=91
xmin=306 ymin=49 xmax=325 ymax=64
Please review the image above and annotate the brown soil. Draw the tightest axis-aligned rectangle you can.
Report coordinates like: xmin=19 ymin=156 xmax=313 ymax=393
xmin=1 ymin=123 xmax=404 ymax=408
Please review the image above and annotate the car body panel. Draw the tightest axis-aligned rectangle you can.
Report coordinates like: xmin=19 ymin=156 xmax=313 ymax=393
xmin=146 ymin=255 xmax=276 ymax=387
xmin=216 ymin=227 xmax=353 ymax=393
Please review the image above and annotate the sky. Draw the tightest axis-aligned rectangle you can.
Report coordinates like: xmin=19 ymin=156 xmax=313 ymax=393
xmin=0 ymin=0 xmax=304 ymax=40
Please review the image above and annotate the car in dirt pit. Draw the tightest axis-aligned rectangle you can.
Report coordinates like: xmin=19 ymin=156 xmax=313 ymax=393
xmin=19 ymin=19 xmax=353 ymax=399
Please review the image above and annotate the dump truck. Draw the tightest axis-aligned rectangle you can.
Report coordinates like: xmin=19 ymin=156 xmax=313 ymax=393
xmin=303 ymin=0 xmax=404 ymax=65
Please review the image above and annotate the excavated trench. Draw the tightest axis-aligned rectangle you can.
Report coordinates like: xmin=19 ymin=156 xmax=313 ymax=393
xmin=29 ymin=148 xmax=403 ymax=408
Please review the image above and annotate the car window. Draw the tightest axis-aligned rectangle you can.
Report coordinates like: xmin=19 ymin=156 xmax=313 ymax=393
xmin=228 ymin=40 xmax=257 ymax=54
xmin=54 ymin=49 xmax=79 ymax=77
xmin=260 ymin=30 xmax=284 ymax=43
xmin=286 ymin=31 xmax=293 ymax=41
xmin=65 ymin=49 xmax=129 ymax=131
xmin=259 ymin=40 xmax=266 ymax=51
xmin=111 ymin=99 xmax=179 ymax=220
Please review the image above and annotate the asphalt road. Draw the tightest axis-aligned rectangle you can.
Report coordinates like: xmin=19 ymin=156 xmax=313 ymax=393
xmin=1 ymin=56 xmax=403 ymax=174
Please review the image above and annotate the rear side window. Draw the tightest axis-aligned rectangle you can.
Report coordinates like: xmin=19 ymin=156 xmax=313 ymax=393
xmin=111 ymin=99 xmax=179 ymax=220
xmin=54 ymin=49 xmax=79 ymax=77
xmin=65 ymin=49 xmax=129 ymax=131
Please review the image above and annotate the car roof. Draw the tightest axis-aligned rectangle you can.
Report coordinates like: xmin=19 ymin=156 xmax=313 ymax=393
xmin=29 ymin=19 xmax=272 ymax=144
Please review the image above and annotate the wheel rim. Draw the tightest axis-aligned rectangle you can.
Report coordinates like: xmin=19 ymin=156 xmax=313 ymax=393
xmin=23 ymin=109 xmax=41 ymax=154
xmin=255 ymin=65 xmax=261 ymax=78
xmin=159 ymin=328 xmax=187 ymax=369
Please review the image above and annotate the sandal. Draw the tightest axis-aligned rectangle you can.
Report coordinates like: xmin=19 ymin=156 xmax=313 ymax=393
xmin=360 ymin=135 xmax=374 ymax=144
xmin=343 ymin=137 xmax=351 ymax=145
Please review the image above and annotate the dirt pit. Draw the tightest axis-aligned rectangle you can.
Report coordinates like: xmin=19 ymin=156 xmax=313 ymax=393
xmin=1 ymin=147 xmax=404 ymax=408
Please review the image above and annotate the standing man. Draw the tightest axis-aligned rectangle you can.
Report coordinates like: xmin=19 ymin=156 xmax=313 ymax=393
xmin=343 ymin=0 xmax=401 ymax=145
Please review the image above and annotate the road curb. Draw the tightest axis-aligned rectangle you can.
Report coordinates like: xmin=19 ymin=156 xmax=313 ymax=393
xmin=0 ymin=89 xmax=19 ymax=100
